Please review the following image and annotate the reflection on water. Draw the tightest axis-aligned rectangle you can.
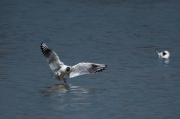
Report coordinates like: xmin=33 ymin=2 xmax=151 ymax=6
xmin=40 ymin=84 xmax=71 ymax=98
xmin=40 ymin=84 xmax=98 ymax=111
xmin=41 ymin=84 xmax=90 ymax=95
xmin=164 ymin=59 xmax=170 ymax=64
xmin=158 ymin=58 xmax=170 ymax=65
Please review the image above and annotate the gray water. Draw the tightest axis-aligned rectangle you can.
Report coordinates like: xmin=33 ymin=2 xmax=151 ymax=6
xmin=0 ymin=0 xmax=180 ymax=119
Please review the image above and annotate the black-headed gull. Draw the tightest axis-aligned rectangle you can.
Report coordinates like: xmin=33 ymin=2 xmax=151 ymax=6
xmin=155 ymin=49 xmax=170 ymax=59
xmin=40 ymin=42 xmax=107 ymax=83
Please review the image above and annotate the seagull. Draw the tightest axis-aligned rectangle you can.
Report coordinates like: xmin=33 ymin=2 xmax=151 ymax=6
xmin=40 ymin=42 xmax=107 ymax=83
xmin=155 ymin=49 xmax=170 ymax=59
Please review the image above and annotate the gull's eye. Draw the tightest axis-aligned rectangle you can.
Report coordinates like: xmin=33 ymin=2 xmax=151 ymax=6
xmin=66 ymin=67 xmax=70 ymax=72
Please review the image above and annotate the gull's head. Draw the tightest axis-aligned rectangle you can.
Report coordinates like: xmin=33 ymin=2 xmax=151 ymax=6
xmin=66 ymin=67 xmax=71 ymax=72
xmin=162 ymin=50 xmax=170 ymax=59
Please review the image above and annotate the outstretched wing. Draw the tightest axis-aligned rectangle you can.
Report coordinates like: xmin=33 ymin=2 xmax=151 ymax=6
xmin=40 ymin=42 xmax=64 ymax=72
xmin=69 ymin=62 xmax=107 ymax=78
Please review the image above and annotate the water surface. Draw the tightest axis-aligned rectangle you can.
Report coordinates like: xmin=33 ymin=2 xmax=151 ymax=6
xmin=0 ymin=0 xmax=180 ymax=119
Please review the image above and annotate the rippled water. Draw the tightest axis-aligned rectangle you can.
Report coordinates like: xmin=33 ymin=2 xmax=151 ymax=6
xmin=0 ymin=0 xmax=180 ymax=119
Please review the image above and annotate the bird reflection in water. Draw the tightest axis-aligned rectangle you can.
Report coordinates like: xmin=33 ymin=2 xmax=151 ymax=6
xmin=40 ymin=84 xmax=71 ymax=98
xmin=40 ymin=83 xmax=90 ymax=98
xmin=158 ymin=58 xmax=170 ymax=65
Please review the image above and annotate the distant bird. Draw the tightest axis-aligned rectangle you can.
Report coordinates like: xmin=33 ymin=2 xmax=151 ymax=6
xmin=155 ymin=49 xmax=170 ymax=59
xmin=40 ymin=42 xmax=107 ymax=83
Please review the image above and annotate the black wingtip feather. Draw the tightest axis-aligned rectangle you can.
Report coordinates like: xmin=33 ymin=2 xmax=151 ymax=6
xmin=88 ymin=64 xmax=107 ymax=73
xmin=40 ymin=42 xmax=52 ymax=58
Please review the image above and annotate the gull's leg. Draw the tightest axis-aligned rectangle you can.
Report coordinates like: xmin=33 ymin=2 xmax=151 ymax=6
xmin=63 ymin=78 xmax=67 ymax=83
xmin=58 ymin=76 xmax=61 ymax=81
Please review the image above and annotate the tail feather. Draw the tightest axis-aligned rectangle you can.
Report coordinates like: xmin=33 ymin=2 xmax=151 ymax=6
xmin=155 ymin=49 xmax=159 ymax=53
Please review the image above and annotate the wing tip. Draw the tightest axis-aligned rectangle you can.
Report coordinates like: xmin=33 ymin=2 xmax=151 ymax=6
xmin=40 ymin=42 xmax=52 ymax=57
xmin=102 ymin=64 xmax=107 ymax=71
xmin=100 ymin=64 xmax=107 ymax=72
xmin=40 ymin=42 xmax=45 ymax=49
xmin=90 ymin=64 xmax=107 ymax=73
xmin=41 ymin=42 xmax=45 ymax=45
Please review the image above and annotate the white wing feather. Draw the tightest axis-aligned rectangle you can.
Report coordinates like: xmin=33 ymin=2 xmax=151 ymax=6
xmin=40 ymin=42 xmax=64 ymax=72
xmin=69 ymin=62 xmax=107 ymax=78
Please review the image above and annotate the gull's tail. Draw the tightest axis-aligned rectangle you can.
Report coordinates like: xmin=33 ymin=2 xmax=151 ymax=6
xmin=155 ymin=49 xmax=159 ymax=54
